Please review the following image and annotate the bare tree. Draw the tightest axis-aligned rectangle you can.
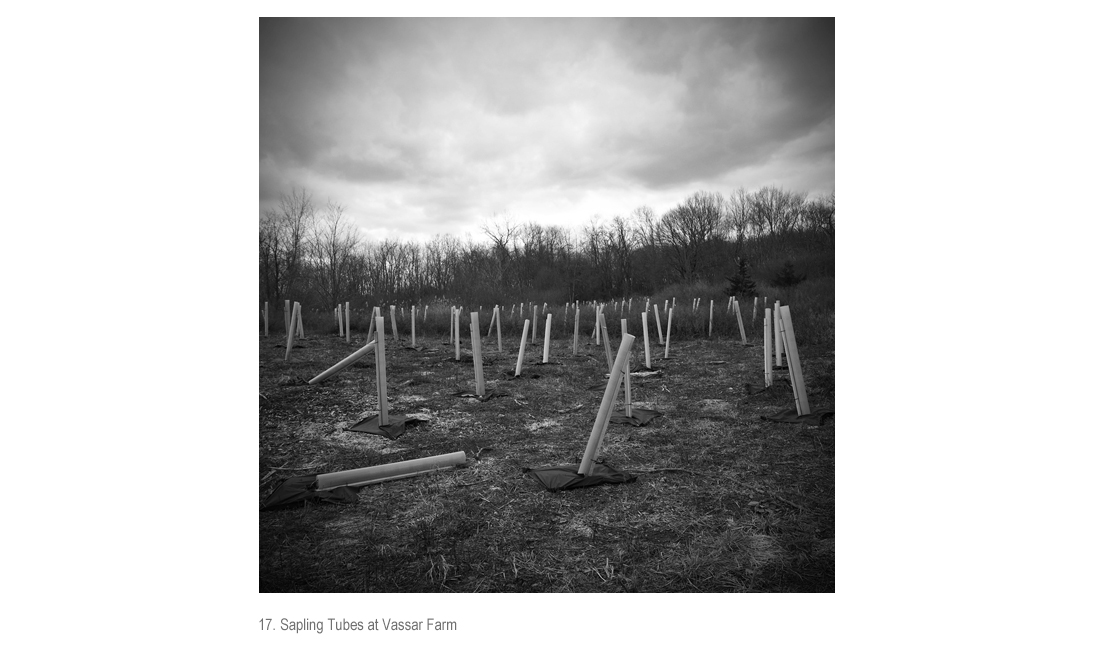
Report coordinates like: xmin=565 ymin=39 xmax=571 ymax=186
xmin=423 ymin=234 xmax=462 ymax=297
xmin=259 ymin=209 xmax=284 ymax=305
xmin=632 ymin=205 xmax=661 ymax=248
xmin=259 ymin=187 xmax=315 ymax=307
xmin=402 ymin=241 xmax=425 ymax=298
xmin=606 ymin=215 xmax=635 ymax=296
xmin=311 ymin=199 xmax=361 ymax=309
xmin=482 ymin=214 xmax=519 ymax=262
xmin=723 ymin=187 xmax=751 ymax=255
xmin=481 ymin=214 xmax=519 ymax=290
xmin=580 ymin=217 xmax=611 ymax=296
xmin=659 ymin=190 xmax=727 ymax=282
xmin=747 ymin=186 xmax=806 ymax=236
xmin=801 ymin=192 xmax=835 ymax=241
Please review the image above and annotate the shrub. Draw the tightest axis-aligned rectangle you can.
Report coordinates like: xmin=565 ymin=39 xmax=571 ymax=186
xmin=757 ymin=276 xmax=834 ymax=347
xmin=771 ymin=261 xmax=806 ymax=288
xmin=726 ymin=257 xmax=758 ymax=298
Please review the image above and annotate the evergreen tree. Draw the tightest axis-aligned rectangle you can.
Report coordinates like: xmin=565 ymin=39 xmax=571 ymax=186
xmin=772 ymin=261 xmax=806 ymax=288
xmin=726 ymin=257 xmax=758 ymax=298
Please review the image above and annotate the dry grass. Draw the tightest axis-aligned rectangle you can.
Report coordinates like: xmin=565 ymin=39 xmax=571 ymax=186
xmin=259 ymin=324 xmax=834 ymax=592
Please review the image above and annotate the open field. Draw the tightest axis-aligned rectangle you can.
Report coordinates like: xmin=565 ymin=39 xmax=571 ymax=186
xmin=259 ymin=315 xmax=834 ymax=592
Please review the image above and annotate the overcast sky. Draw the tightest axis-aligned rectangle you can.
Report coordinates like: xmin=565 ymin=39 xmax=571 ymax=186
xmin=260 ymin=18 xmax=834 ymax=243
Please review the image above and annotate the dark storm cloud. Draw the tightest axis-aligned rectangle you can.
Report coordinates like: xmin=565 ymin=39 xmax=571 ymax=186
xmin=605 ymin=18 xmax=834 ymax=187
xmin=260 ymin=18 xmax=834 ymax=240
xmin=260 ymin=19 xmax=343 ymax=167
xmin=260 ymin=19 xmax=436 ymax=176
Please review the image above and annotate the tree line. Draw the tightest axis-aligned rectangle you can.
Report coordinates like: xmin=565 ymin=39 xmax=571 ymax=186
xmin=259 ymin=187 xmax=834 ymax=310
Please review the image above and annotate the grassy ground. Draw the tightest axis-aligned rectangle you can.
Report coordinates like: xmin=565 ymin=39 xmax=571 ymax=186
xmin=259 ymin=317 xmax=834 ymax=592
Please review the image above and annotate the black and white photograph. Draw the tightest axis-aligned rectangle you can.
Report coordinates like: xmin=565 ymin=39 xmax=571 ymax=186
xmin=10 ymin=2 xmax=1094 ymax=645
xmin=259 ymin=16 xmax=836 ymax=594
